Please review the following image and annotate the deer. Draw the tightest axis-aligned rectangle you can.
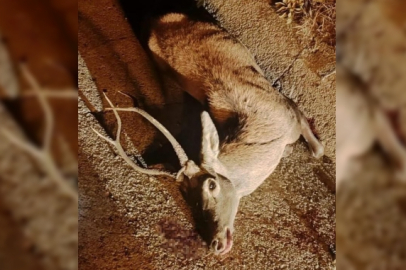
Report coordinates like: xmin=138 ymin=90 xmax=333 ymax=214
xmin=94 ymin=13 xmax=324 ymax=255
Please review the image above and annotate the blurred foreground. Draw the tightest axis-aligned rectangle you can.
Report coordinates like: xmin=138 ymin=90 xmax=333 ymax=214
xmin=337 ymin=0 xmax=406 ymax=268
xmin=0 ymin=0 xmax=77 ymax=269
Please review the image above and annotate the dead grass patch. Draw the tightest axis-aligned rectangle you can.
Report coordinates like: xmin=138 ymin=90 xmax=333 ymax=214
xmin=271 ymin=0 xmax=336 ymax=47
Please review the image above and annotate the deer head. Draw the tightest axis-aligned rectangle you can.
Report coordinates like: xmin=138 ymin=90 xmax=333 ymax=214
xmin=178 ymin=112 xmax=239 ymax=255
xmin=96 ymin=94 xmax=238 ymax=255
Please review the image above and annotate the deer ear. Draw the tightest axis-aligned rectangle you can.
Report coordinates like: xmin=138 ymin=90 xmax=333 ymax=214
xmin=176 ymin=160 xmax=200 ymax=182
xmin=200 ymin=111 xmax=220 ymax=167
xmin=178 ymin=161 xmax=200 ymax=195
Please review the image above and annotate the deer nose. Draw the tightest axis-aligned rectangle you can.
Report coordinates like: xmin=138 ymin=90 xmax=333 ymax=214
xmin=211 ymin=239 xmax=225 ymax=253
xmin=211 ymin=227 xmax=233 ymax=255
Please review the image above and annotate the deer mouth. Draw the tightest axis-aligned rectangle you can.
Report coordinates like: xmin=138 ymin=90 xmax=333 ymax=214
xmin=220 ymin=228 xmax=233 ymax=255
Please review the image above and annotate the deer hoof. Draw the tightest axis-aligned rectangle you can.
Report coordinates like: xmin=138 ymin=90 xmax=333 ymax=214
xmin=311 ymin=143 xmax=324 ymax=159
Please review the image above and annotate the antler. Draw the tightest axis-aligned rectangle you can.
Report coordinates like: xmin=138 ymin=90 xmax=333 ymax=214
xmin=0 ymin=64 xmax=78 ymax=201
xmin=92 ymin=92 xmax=190 ymax=179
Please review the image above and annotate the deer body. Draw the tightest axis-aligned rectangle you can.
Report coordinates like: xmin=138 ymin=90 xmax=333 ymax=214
xmin=147 ymin=13 xmax=323 ymax=254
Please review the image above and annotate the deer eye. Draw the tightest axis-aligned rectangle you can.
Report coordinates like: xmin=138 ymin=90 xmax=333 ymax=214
xmin=209 ymin=181 xmax=216 ymax=190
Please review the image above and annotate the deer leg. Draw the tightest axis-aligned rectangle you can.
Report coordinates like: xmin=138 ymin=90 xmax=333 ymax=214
xmin=374 ymin=108 xmax=406 ymax=181
xmin=299 ymin=115 xmax=324 ymax=159
xmin=283 ymin=144 xmax=294 ymax=157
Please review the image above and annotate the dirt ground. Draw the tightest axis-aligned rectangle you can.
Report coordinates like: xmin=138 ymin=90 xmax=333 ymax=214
xmin=78 ymin=0 xmax=335 ymax=269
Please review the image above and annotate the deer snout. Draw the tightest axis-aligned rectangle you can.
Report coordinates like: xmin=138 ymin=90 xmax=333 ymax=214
xmin=210 ymin=227 xmax=233 ymax=255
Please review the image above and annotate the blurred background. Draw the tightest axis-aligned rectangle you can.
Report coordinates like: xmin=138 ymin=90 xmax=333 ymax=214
xmin=0 ymin=0 xmax=77 ymax=270
xmin=337 ymin=0 xmax=406 ymax=269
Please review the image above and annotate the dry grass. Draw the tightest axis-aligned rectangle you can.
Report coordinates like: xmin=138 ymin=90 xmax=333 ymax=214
xmin=271 ymin=0 xmax=336 ymax=47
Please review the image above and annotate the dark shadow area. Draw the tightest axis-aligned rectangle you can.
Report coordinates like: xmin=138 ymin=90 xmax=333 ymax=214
xmin=142 ymin=94 xmax=204 ymax=169
xmin=2 ymin=100 xmax=43 ymax=146
xmin=118 ymin=0 xmax=213 ymax=45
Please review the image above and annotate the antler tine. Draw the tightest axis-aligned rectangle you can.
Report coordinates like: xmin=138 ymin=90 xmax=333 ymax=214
xmin=112 ymin=91 xmax=189 ymax=167
xmin=92 ymin=92 xmax=177 ymax=178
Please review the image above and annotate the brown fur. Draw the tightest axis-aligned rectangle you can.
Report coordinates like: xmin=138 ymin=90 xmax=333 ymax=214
xmin=148 ymin=13 xmax=323 ymax=196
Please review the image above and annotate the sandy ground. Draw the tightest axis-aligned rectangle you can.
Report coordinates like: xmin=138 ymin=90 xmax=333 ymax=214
xmin=78 ymin=0 xmax=335 ymax=269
